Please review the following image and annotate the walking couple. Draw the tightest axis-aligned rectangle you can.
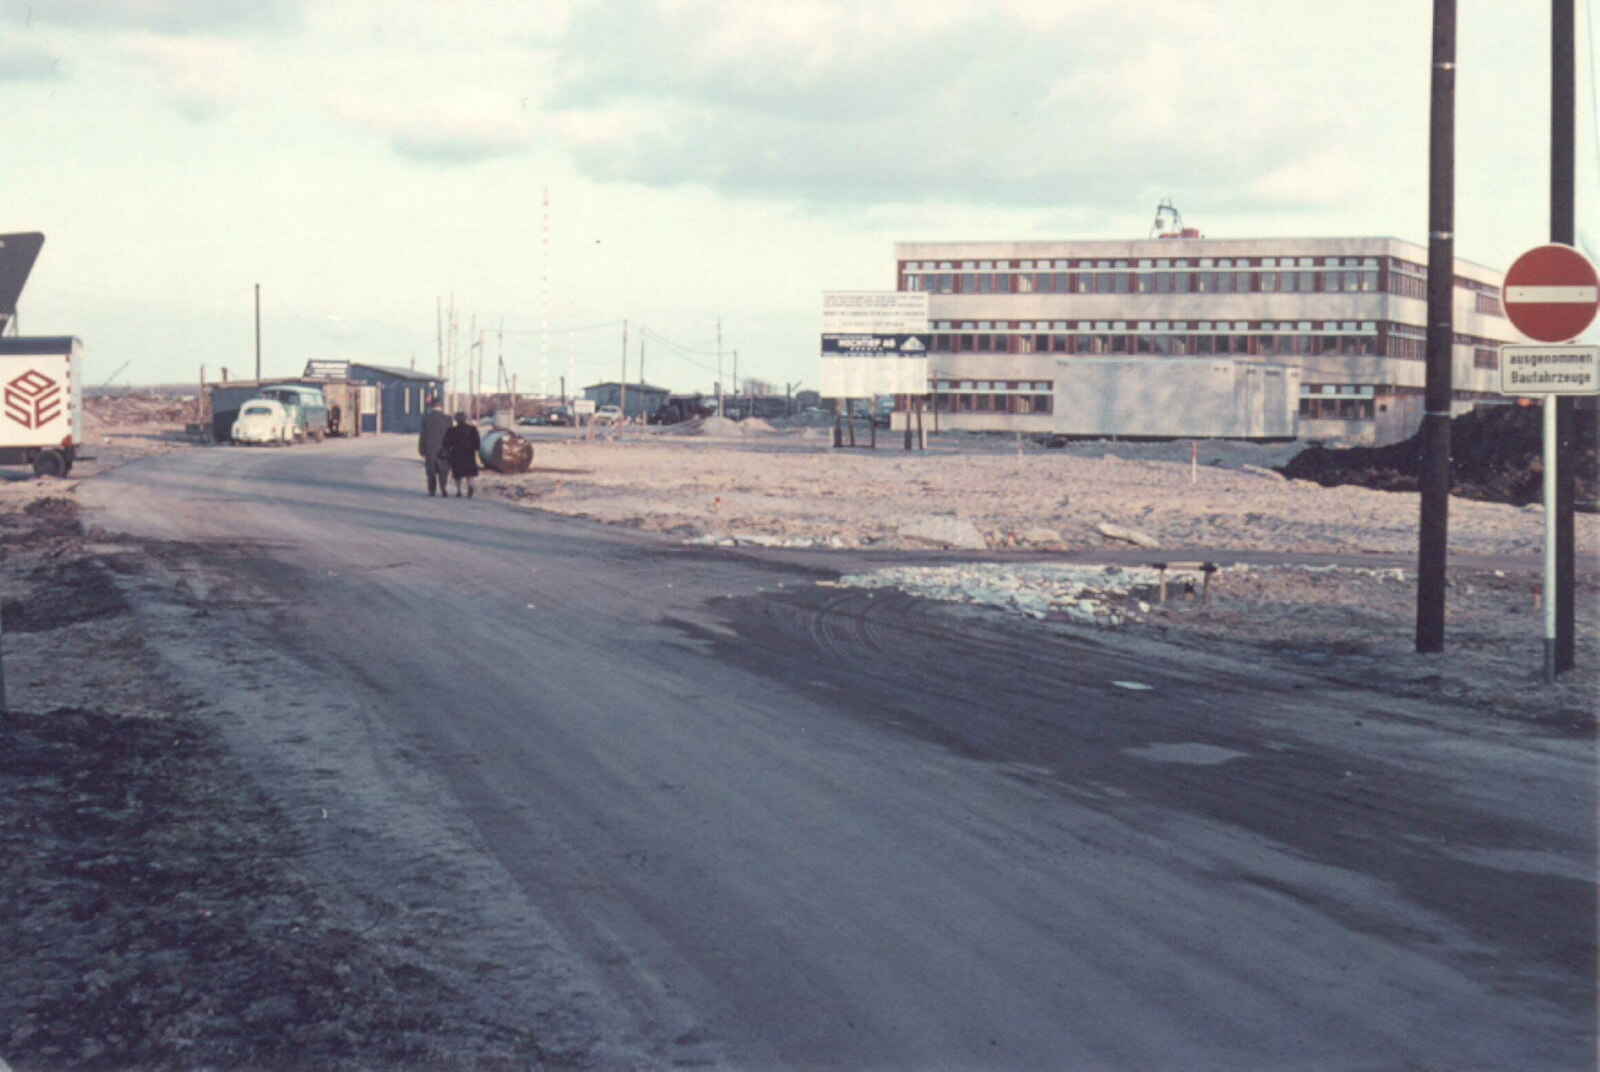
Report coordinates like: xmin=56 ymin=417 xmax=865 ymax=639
xmin=419 ymin=398 xmax=480 ymax=498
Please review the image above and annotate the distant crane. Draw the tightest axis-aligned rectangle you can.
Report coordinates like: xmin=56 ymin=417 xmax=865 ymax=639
xmin=99 ymin=360 xmax=131 ymax=388
xmin=1149 ymin=199 xmax=1202 ymax=240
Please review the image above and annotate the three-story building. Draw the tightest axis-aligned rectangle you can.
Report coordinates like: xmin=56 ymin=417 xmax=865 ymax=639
xmin=888 ymin=235 xmax=1515 ymax=443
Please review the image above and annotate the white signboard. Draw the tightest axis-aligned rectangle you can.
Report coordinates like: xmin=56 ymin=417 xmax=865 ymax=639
xmin=303 ymin=359 xmax=350 ymax=382
xmin=820 ymin=334 xmax=929 ymax=398
xmin=1499 ymin=345 xmax=1600 ymax=396
xmin=572 ymin=398 xmax=597 ymax=415
xmin=1 ymin=348 xmax=82 ymax=448
xmin=822 ymin=291 xmax=929 ymax=334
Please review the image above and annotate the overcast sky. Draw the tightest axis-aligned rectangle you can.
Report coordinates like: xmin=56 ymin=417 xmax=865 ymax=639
xmin=2 ymin=0 xmax=1596 ymax=395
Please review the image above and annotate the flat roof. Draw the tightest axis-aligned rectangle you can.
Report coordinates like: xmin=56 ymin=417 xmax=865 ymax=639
xmin=350 ymin=363 xmax=443 ymax=382
xmin=0 ymin=335 xmax=79 ymax=354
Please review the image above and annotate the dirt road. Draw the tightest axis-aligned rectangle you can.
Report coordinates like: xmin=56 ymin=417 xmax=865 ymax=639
xmin=74 ymin=435 xmax=1595 ymax=1070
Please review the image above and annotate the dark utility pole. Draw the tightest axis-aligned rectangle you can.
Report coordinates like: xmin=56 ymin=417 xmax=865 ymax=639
xmin=1416 ymin=0 xmax=1456 ymax=653
xmin=254 ymin=284 xmax=262 ymax=381
xmin=1551 ymin=0 xmax=1578 ymax=672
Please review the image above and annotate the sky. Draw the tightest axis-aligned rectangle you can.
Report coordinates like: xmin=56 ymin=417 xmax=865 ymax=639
xmin=2 ymin=0 xmax=1597 ymax=397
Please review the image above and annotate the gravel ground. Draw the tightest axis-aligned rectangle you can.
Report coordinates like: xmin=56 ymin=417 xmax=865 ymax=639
xmin=479 ymin=422 xmax=1597 ymax=727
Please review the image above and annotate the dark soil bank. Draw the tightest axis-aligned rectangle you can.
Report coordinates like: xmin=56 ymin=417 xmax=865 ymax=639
xmin=0 ymin=705 xmax=538 ymax=1071
xmin=1279 ymin=403 xmax=1599 ymax=508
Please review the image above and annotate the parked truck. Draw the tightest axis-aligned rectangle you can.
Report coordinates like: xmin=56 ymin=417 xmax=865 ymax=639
xmin=1053 ymin=357 xmax=1299 ymax=440
xmin=0 ymin=336 xmax=84 ymax=476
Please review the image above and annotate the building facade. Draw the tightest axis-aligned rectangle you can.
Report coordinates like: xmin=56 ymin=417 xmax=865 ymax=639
xmin=346 ymin=363 xmax=444 ymax=435
xmin=583 ymin=381 xmax=670 ymax=420
xmin=890 ymin=236 xmax=1516 ymax=443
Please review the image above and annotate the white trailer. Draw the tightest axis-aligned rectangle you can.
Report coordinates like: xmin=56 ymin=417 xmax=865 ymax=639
xmin=0 ymin=336 xmax=84 ymax=476
xmin=1052 ymin=357 xmax=1299 ymax=439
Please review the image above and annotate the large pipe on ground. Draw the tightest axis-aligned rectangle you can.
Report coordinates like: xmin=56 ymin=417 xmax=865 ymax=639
xmin=479 ymin=429 xmax=533 ymax=473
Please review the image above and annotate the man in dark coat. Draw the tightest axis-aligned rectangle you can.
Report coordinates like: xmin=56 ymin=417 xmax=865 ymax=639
xmin=418 ymin=398 xmax=453 ymax=496
xmin=440 ymin=412 xmax=481 ymax=498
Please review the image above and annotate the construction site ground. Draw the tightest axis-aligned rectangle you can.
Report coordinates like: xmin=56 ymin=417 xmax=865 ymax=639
xmin=0 ymin=397 xmax=1591 ymax=1069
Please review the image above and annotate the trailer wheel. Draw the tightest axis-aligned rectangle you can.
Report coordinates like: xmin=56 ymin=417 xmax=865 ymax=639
xmin=31 ymin=449 xmax=67 ymax=478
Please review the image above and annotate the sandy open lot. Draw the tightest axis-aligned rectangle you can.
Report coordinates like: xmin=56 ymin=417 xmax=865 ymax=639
xmin=12 ymin=397 xmax=1597 ymax=730
xmin=475 ymin=418 xmax=1597 ymax=725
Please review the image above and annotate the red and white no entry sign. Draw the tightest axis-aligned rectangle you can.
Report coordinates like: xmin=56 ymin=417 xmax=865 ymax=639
xmin=1502 ymin=243 xmax=1599 ymax=343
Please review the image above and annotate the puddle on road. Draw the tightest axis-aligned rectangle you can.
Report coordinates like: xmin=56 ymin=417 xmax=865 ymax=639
xmin=1123 ymin=742 xmax=1250 ymax=766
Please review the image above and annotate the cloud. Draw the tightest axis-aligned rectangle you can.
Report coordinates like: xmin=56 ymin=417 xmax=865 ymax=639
xmin=1248 ymin=149 xmax=1367 ymax=209
xmin=333 ymin=93 xmax=538 ymax=165
xmin=112 ymin=33 xmax=250 ymax=120
xmin=544 ymin=0 xmax=1383 ymax=212
xmin=0 ymin=41 xmax=65 ymax=81
xmin=6 ymin=0 xmax=301 ymax=35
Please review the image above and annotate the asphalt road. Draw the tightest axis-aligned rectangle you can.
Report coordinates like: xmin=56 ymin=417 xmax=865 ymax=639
xmin=83 ymin=436 xmax=1596 ymax=1071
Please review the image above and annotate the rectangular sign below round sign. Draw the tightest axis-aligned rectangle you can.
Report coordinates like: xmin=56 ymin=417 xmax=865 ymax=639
xmin=1499 ymin=344 xmax=1600 ymax=395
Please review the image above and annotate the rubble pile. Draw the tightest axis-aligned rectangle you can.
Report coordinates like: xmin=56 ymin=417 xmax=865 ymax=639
xmin=85 ymin=393 xmax=197 ymax=428
xmin=1279 ymin=403 xmax=1598 ymax=508
xmin=825 ymin=563 xmax=1178 ymax=626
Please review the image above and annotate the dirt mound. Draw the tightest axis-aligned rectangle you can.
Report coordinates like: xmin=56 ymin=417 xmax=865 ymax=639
xmin=1279 ymin=403 xmax=1599 ymax=508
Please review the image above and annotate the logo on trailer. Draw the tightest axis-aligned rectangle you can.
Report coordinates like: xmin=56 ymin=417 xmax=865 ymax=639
xmin=5 ymin=370 xmax=61 ymax=429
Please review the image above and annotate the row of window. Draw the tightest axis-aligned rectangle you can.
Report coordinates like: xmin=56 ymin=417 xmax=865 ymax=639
xmin=1300 ymin=397 xmax=1377 ymax=421
xmin=905 ymin=255 xmax=1382 ymax=271
xmin=891 ymin=381 xmax=1492 ymax=424
xmin=900 ymin=255 xmax=1503 ymax=312
xmin=922 ymin=322 xmax=1503 ymax=361
xmin=933 ymin=393 xmax=1053 ymax=415
xmin=903 ymin=266 xmax=1380 ymax=297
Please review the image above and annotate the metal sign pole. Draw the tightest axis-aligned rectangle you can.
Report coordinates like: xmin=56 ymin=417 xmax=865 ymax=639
xmin=1543 ymin=397 xmax=1558 ymax=683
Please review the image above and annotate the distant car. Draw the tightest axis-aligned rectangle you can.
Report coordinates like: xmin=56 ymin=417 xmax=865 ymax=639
xmin=257 ymin=384 xmax=329 ymax=442
xmin=231 ymin=399 xmax=292 ymax=444
xmin=594 ymin=404 xmax=622 ymax=423
xmin=546 ymin=405 xmax=575 ymax=426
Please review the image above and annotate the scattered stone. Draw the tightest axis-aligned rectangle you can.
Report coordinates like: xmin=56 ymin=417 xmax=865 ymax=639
xmin=898 ymin=516 xmax=990 ymax=550
xmin=1017 ymin=527 xmax=1064 ymax=546
xmin=1095 ymin=522 xmax=1161 ymax=549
